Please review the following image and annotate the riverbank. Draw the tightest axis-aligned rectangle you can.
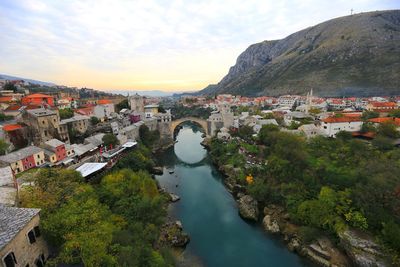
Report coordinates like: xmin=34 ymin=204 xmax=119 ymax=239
xmin=156 ymin=125 xmax=310 ymax=267
xmin=203 ymin=137 xmax=393 ymax=267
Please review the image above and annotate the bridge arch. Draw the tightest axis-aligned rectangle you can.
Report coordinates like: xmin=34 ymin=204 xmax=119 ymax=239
xmin=170 ymin=117 xmax=209 ymax=137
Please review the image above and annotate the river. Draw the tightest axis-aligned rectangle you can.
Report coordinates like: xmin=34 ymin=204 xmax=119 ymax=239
xmin=156 ymin=123 xmax=311 ymax=267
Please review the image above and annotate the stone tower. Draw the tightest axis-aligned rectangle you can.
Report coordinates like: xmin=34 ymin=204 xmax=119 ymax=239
xmin=129 ymin=93 xmax=144 ymax=113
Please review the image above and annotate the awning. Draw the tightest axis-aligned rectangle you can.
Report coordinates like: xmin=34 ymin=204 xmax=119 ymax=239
xmin=122 ymin=141 xmax=138 ymax=148
xmin=75 ymin=163 xmax=107 ymax=178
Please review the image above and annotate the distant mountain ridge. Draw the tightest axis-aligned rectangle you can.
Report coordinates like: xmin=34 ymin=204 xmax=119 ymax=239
xmin=0 ymin=74 xmax=56 ymax=86
xmin=200 ymin=10 xmax=400 ymax=97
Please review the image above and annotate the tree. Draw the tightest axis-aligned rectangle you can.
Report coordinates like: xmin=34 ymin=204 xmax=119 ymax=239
xmin=361 ymin=110 xmax=379 ymax=120
xmin=59 ymin=108 xmax=74 ymax=119
xmin=237 ymin=125 xmax=254 ymax=141
xmin=116 ymin=99 xmax=130 ymax=112
xmin=3 ymin=82 xmax=17 ymax=92
xmin=360 ymin=122 xmax=376 ymax=133
xmin=377 ymin=122 xmax=399 ymax=139
xmin=139 ymin=125 xmax=160 ymax=148
xmin=388 ymin=109 xmax=400 ymax=118
xmin=102 ymin=133 xmax=119 ymax=148
xmin=0 ymin=139 xmax=9 ymax=155
xmin=90 ymin=116 xmax=100 ymax=125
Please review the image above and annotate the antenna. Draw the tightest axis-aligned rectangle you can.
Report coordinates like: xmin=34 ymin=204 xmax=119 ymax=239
xmin=351 ymin=8 xmax=354 ymax=15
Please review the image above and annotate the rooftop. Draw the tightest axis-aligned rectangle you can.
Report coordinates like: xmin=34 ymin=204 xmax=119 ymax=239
xmin=60 ymin=115 xmax=90 ymax=124
xmin=322 ymin=116 xmax=362 ymax=123
xmin=2 ymin=124 xmax=23 ymax=132
xmin=0 ymin=146 xmax=43 ymax=163
xmin=23 ymin=93 xmax=53 ymax=98
xmin=45 ymin=138 xmax=65 ymax=148
xmin=0 ymin=166 xmax=14 ymax=187
xmin=75 ymin=162 xmax=107 ymax=178
xmin=26 ymin=108 xmax=57 ymax=117
xmin=0 ymin=205 xmax=40 ymax=250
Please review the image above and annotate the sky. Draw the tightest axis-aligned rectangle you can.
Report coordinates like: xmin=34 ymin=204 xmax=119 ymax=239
xmin=0 ymin=0 xmax=399 ymax=92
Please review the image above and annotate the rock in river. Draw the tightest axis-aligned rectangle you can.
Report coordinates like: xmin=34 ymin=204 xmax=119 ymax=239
xmin=170 ymin=193 xmax=180 ymax=202
xmin=262 ymin=215 xmax=280 ymax=233
xmin=238 ymin=195 xmax=259 ymax=221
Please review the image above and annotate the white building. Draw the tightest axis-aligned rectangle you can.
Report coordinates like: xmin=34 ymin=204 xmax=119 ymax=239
xmin=319 ymin=116 xmax=363 ymax=137
xmin=278 ymin=95 xmax=299 ymax=108
xmin=94 ymin=103 xmax=115 ymax=120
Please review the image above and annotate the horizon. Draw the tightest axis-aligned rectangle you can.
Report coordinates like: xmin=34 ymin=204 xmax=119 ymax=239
xmin=0 ymin=0 xmax=399 ymax=92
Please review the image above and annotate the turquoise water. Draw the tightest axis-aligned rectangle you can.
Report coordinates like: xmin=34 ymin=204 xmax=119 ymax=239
xmin=156 ymin=124 xmax=311 ymax=267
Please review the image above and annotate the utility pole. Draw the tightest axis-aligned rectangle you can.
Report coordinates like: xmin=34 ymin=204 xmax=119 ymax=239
xmin=351 ymin=8 xmax=354 ymax=15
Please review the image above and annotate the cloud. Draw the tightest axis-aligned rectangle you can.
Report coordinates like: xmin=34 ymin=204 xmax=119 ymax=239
xmin=0 ymin=0 xmax=398 ymax=91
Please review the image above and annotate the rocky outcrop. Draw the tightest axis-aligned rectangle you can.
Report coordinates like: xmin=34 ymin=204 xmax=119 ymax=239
xmin=200 ymin=10 xmax=400 ymax=97
xmin=339 ymin=229 xmax=390 ymax=267
xmin=169 ymin=193 xmax=180 ymax=202
xmin=237 ymin=195 xmax=259 ymax=221
xmin=158 ymin=221 xmax=190 ymax=248
xmin=152 ymin=166 xmax=163 ymax=175
xmin=262 ymin=215 xmax=280 ymax=233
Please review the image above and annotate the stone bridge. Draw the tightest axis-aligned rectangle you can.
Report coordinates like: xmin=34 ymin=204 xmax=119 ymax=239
xmin=170 ymin=117 xmax=209 ymax=137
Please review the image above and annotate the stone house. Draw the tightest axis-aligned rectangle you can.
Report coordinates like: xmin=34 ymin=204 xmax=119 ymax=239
xmin=0 ymin=206 xmax=49 ymax=267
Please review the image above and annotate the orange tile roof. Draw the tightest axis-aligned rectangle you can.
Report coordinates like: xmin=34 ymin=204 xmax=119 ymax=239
xmin=98 ymin=99 xmax=112 ymax=104
xmin=0 ymin=96 xmax=14 ymax=103
xmin=3 ymin=124 xmax=22 ymax=132
xmin=370 ymin=101 xmax=397 ymax=108
xmin=352 ymin=131 xmax=376 ymax=138
xmin=368 ymin=117 xmax=393 ymax=123
xmin=5 ymin=105 xmax=22 ymax=111
xmin=24 ymin=93 xmax=53 ymax=98
xmin=322 ymin=116 xmax=362 ymax=123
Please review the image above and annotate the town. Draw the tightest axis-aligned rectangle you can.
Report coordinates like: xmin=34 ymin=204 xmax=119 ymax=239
xmin=1 ymin=78 xmax=400 ymax=266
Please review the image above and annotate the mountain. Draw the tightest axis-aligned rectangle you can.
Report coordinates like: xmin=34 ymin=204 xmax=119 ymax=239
xmin=200 ymin=10 xmax=400 ymax=97
xmin=0 ymin=74 xmax=56 ymax=86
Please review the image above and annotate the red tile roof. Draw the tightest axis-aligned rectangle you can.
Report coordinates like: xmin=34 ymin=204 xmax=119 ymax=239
xmin=98 ymin=99 xmax=112 ymax=104
xmin=24 ymin=93 xmax=53 ymax=98
xmin=0 ymin=96 xmax=14 ymax=103
xmin=3 ymin=124 xmax=23 ymax=132
xmin=4 ymin=105 xmax=22 ymax=111
xmin=322 ymin=116 xmax=362 ymax=123
xmin=370 ymin=101 xmax=397 ymax=108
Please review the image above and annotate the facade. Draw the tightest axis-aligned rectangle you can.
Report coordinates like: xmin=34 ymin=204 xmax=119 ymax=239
xmin=0 ymin=206 xmax=49 ymax=267
xmin=94 ymin=103 xmax=115 ymax=120
xmin=129 ymin=94 xmax=145 ymax=112
xmin=21 ymin=108 xmax=62 ymax=145
xmin=43 ymin=139 xmax=67 ymax=162
xmin=144 ymin=105 xmax=159 ymax=118
xmin=21 ymin=93 xmax=54 ymax=107
xmin=278 ymin=95 xmax=299 ymax=108
xmin=60 ymin=115 xmax=90 ymax=134
xmin=0 ymin=146 xmax=45 ymax=174
xmin=320 ymin=116 xmax=363 ymax=137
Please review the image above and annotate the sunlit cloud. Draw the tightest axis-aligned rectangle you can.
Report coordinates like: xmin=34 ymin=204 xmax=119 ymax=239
xmin=0 ymin=0 xmax=398 ymax=91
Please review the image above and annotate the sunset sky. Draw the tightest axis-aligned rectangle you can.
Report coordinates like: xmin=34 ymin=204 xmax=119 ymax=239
xmin=0 ymin=0 xmax=399 ymax=92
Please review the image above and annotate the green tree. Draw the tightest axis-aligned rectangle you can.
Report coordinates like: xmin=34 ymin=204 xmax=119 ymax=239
xmin=139 ymin=124 xmax=160 ymax=148
xmin=388 ymin=109 xmax=400 ymax=118
xmin=3 ymin=82 xmax=17 ymax=92
xmin=377 ymin=122 xmax=399 ymax=139
xmin=0 ymin=139 xmax=9 ymax=155
xmin=361 ymin=110 xmax=379 ymax=120
xmin=58 ymin=108 xmax=74 ymax=119
xmin=90 ymin=116 xmax=100 ymax=125
xmin=360 ymin=122 xmax=376 ymax=133
xmin=103 ymin=133 xmax=119 ymax=148
xmin=116 ymin=99 xmax=130 ymax=112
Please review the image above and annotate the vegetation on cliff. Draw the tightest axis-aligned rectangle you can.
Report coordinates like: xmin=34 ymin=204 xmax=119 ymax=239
xmin=209 ymin=126 xmax=400 ymax=262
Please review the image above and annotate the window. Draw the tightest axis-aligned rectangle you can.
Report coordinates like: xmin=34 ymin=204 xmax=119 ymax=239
xmin=27 ymin=230 xmax=36 ymax=244
xmin=34 ymin=226 xmax=41 ymax=237
xmin=3 ymin=252 xmax=17 ymax=267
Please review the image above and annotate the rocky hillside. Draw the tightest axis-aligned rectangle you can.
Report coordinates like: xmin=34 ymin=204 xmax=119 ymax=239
xmin=201 ymin=10 xmax=400 ymax=97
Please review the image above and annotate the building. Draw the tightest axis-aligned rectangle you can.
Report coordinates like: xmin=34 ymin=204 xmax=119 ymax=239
xmin=21 ymin=108 xmax=62 ymax=145
xmin=60 ymin=115 xmax=90 ymax=135
xmin=94 ymin=100 xmax=115 ymax=120
xmin=0 ymin=206 xmax=49 ymax=267
xmin=144 ymin=104 xmax=159 ymax=118
xmin=0 ymin=124 xmax=28 ymax=152
xmin=278 ymin=95 xmax=299 ymax=108
xmin=129 ymin=94 xmax=144 ymax=112
xmin=298 ymin=124 xmax=324 ymax=138
xmin=366 ymin=102 xmax=398 ymax=113
xmin=21 ymin=93 xmax=54 ymax=107
xmin=320 ymin=116 xmax=363 ymax=137
xmin=42 ymin=139 xmax=67 ymax=163
xmin=0 ymin=146 xmax=45 ymax=174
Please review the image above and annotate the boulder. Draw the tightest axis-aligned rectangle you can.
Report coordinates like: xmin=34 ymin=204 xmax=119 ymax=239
xmin=287 ymin=238 xmax=301 ymax=252
xmin=339 ymin=229 xmax=389 ymax=267
xmin=152 ymin=166 xmax=163 ymax=175
xmin=238 ymin=195 xmax=259 ymax=221
xmin=262 ymin=215 xmax=280 ymax=233
xmin=170 ymin=193 xmax=180 ymax=202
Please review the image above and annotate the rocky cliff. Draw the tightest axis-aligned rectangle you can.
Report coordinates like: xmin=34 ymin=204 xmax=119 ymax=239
xmin=200 ymin=10 xmax=400 ymax=97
